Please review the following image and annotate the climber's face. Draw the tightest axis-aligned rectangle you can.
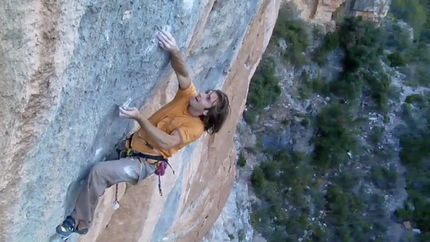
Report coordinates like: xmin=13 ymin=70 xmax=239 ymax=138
xmin=190 ymin=90 xmax=219 ymax=116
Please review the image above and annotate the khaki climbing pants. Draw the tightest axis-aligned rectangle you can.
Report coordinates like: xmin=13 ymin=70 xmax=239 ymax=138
xmin=72 ymin=156 xmax=156 ymax=228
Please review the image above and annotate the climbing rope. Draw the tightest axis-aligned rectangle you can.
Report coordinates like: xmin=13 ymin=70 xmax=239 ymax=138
xmin=158 ymin=174 xmax=163 ymax=196
xmin=112 ymin=184 xmax=120 ymax=210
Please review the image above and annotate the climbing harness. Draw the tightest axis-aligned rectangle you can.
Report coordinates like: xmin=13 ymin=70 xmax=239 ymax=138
xmin=112 ymin=133 xmax=175 ymax=210
xmin=124 ymin=150 xmax=175 ymax=196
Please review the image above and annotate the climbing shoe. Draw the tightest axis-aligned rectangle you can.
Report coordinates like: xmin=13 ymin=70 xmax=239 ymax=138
xmin=56 ymin=215 xmax=88 ymax=237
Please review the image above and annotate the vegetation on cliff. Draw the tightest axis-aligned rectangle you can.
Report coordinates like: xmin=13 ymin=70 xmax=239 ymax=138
xmin=242 ymin=3 xmax=430 ymax=242
xmin=244 ymin=58 xmax=281 ymax=124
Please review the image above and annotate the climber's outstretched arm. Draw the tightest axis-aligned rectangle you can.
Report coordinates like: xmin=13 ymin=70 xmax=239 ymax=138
xmin=157 ymin=30 xmax=192 ymax=90
xmin=119 ymin=106 xmax=182 ymax=150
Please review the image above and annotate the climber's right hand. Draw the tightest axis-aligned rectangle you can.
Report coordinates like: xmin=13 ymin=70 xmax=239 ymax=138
xmin=157 ymin=29 xmax=179 ymax=52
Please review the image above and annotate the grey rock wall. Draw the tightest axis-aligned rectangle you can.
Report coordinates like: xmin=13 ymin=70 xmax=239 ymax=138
xmin=1 ymin=0 xmax=206 ymax=241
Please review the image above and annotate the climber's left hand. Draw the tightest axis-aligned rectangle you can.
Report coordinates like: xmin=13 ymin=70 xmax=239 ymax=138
xmin=157 ymin=29 xmax=179 ymax=52
xmin=119 ymin=106 xmax=141 ymax=120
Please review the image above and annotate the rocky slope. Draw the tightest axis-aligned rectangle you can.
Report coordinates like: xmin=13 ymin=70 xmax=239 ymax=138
xmin=205 ymin=0 xmax=392 ymax=241
xmin=287 ymin=0 xmax=390 ymax=30
xmin=0 ymin=0 xmax=279 ymax=241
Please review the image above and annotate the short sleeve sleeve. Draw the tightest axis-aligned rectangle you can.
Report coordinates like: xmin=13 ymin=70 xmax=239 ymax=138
xmin=176 ymin=121 xmax=204 ymax=145
xmin=174 ymin=83 xmax=198 ymax=101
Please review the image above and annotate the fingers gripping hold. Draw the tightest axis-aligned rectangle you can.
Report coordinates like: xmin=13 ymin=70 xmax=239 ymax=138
xmin=156 ymin=28 xmax=178 ymax=52
xmin=158 ymin=31 xmax=171 ymax=46
xmin=162 ymin=29 xmax=174 ymax=40
xmin=158 ymin=32 xmax=169 ymax=43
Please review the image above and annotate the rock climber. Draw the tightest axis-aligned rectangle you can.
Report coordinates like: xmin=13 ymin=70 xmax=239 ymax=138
xmin=56 ymin=29 xmax=231 ymax=237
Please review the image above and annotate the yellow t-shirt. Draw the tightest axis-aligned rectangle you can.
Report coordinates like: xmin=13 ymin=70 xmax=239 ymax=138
xmin=129 ymin=83 xmax=204 ymax=158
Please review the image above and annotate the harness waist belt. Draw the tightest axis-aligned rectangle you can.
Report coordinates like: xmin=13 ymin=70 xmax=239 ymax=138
xmin=132 ymin=152 xmax=167 ymax=162
xmin=123 ymin=133 xmax=174 ymax=197
xmin=126 ymin=132 xmax=154 ymax=149
xmin=125 ymin=133 xmax=167 ymax=161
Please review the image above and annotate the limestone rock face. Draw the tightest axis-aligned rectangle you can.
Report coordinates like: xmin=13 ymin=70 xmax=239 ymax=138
xmin=288 ymin=0 xmax=390 ymax=30
xmin=0 ymin=0 xmax=279 ymax=241
xmin=351 ymin=0 xmax=391 ymax=25
xmin=293 ymin=0 xmax=347 ymax=22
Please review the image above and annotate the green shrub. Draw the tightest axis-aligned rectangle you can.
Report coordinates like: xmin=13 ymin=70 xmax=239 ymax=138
xmin=370 ymin=126 xmax=385 ymax=145
xmin=387 ymin=51 xmax=406 ymax=67
xmin=338 ymin=17 xmax=385 ymax=71
xmin=390 ymin=0 xmax=427 ymax=39
xmin=313 ymin=31 xmax=340 ymax=65
xmin=323 ymin=184 xmax=384 ymax=240
xmin=299 ymin=70 xmax=325 ymax=98
xmin=329 ymin=71 xmax=364 ymax=102
xmin=334 ymin=172 xmax=360 ymax=190
xmin=399 ymin=134 xmax=430 ymax=168
xmin=392 ymin=32 xmax=430 ymax=87
xmin=281 ymin=118 xmax=290 ymax=126
xmin=244 ymin=57 xmax=282 ymax=124
xmin=324 ymin=31 xmax=341 ymax=51
xmin=311 ymin=103 xmax=359 ymax=169
xmin=395 ymin=99 xmax=430 ymax=240
xmin=405 ymin=94 xmax=426 ymax=104
xmin=260 ymin=160 xmax=282 ymax=182
xmin=311 ymin=74 xmax=325 ymax=93
xmin=243 ymin=109 xmax=258 ymax=124
xmin=311 ymin=226 xmax=329 ymax=241
xmin=324 ymin=17 xmax=391 ymax=110
xmin=300 ymin=117 xmax=310 ymax=126
xmin=404 ymin=41 xmax=430 ymax=64
xmin=247 ymin=58 xmax=281 ymax=110
xmin=271 ymin=7 xmax=310 ymax=66
xmin=251 ymin=166 xmax=266 ymax=189
xmin=298 ymin=70 xmax=312 ymax=99
xmin=363 ymin=71 xmax=392 ymax=111
xmin=414 ymin=64 xmax=430 ymax=87
xmin=237 ymin=152 xmax=246 ymax=167
xmin=395 ymin=208 xmax=414 ymax=221
xmin=384 ymin=24 xmax=412 ymax=52
xmin=369 ymin=165 xmax=399 ymax=190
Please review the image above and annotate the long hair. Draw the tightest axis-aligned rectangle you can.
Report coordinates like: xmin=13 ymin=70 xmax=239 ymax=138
xmin=200 ymin=90 xmax=230 ymax=134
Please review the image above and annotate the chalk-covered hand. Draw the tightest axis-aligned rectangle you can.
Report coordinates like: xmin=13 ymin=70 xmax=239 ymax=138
xmin=119 ymin=106 xmax=141 ymax=120
xmin=157 ymin=30 xmax=179 ymax=52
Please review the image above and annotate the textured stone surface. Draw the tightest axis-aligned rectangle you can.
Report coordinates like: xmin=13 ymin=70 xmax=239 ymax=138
xmin=1 ymin=0 xmax=208 ymax=240
xmin=282 ymin=0 xmax=346 ymax=23
xmin=88 ymin=0 xmax=283 ymax=241
xmin=283 ymin=0 xmax=391 ymax=30
xmin=0 ymin=0 xmax=277 ymax=241
xmin=353 ymin=0 xmax=391 ymax=25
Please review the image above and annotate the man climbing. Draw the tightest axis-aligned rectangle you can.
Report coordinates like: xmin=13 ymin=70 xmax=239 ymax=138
xmin=56 ymin=29 xmax=230 ymax=237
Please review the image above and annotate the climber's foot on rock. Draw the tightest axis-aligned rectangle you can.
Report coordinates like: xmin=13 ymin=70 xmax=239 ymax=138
xmin=56 ymin=215 xmax=88 ymax=237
